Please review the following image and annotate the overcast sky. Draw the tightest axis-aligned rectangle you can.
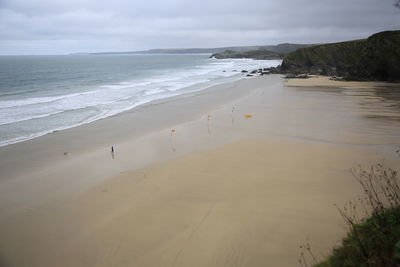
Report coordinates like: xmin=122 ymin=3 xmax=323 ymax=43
xmin=0 ymin=0 xmax=399 ymax=55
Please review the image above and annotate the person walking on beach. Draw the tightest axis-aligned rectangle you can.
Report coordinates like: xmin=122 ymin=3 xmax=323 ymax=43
xmin=111 ymin=146 xmax=115 ymax=160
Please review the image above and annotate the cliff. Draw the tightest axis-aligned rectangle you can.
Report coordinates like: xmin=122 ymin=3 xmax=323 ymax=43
xmin=280 ymin=30 xmax=400 ymax=81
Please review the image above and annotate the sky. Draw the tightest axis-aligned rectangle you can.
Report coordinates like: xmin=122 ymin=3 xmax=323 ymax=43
xmin=0 ymin=0 xmax=399 ymax=55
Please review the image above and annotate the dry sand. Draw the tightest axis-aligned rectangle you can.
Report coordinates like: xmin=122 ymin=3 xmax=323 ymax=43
xmin=0 ymin=75 xmax=399 ymax=267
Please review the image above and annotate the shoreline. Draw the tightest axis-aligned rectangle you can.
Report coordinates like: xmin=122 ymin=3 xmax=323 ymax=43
xmin=0 ymin=74 xmax=246 ymax=149
xmin=0 ymin=74 xmax=399 ymax=266
xmin=0 ymin=76 xmax=282 ymax=220
xmin=284 ymin=75 xmax=400 ymax=88
xmin=0 ymin=55 xmax=280 ymax=149
xmin=0 ymin=77 xmax=271 ymax=174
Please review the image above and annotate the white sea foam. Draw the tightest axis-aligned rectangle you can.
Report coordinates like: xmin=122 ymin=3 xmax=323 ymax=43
xmin=0 ymin=56 xmax=281 ymax=147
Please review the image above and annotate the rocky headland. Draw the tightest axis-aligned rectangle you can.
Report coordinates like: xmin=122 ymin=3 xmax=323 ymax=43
xmin=215 ymin=30 xmax=400 ymax=82
xmin=280 ymin=30 xmax=400 ymax=81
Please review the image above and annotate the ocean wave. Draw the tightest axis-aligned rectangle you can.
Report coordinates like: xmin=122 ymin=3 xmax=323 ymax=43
xmin=0 ymin=57 xmax=281 ymax=147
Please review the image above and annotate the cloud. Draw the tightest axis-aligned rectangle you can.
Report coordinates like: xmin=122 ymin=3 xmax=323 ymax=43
xmin=0 ymin=0 xmax=399 ymax=54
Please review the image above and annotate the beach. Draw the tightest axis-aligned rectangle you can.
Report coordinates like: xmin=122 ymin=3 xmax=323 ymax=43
xmin=0 ymin=74 xmax=399 ymax=267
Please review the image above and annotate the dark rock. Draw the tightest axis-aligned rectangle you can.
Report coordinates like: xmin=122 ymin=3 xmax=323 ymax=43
xmin=241 ymin=70 xmax=248 ymax=73
xmin=284 ymin=74 xmax=297 ymax=79
xmin=284 ymin=74 xmax=310 ymax=79
xmin=263 ymin=66 xmax=282 ymax=74
xmin=330 ymin=76 xmax=345 ymax=81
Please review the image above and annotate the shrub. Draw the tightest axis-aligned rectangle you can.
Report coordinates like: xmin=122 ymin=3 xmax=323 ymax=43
xmin=301 ymin=161 xmax=400 ymax=267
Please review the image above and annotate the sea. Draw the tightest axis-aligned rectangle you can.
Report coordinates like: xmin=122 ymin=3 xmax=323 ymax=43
xmin=0 ymin=54 xmax=281 ymax=147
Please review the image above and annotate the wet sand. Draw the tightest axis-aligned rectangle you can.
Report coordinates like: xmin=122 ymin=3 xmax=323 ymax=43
xmin=285 ymin=75 xmax=400 ymax=89
xmin=0 ymin=75 xmax=399 ymax=267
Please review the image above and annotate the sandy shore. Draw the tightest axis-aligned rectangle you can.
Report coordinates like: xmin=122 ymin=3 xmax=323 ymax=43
xmin=0 ymin=75 xmax=399 ymax=267
xmin=284 ymin=75 xmax=400 ymax=89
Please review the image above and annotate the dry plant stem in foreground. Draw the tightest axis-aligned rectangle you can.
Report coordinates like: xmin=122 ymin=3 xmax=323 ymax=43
xmin=299 ymin=237 xmax=318 ymax=267
xmin=334 ymin=163 xmax=400 ymax=266
xmin=300 ymin=159 xmax=400 ymax=267
xmin=352 ymin=164 xmax=400 ymax=216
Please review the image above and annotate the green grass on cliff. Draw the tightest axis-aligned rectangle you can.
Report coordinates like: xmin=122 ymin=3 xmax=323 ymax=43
xmin=281 ymin=30 xmax=400 ymax=81
xmin=315 ymin=207 xmax=400 ymax=267
xmin=307 ymin=163 xmax=400 ymax=267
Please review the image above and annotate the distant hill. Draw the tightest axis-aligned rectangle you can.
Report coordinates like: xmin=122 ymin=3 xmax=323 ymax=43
xmin=263 ymin=43 xmax=317 ymax=53
xmin=210 ymin=44 xmax=315 ymax=60
xmin=210 ymin=49 xmax=285 ymax=60
xmin=280 ymin=30 xmax=400 ymax=81
xmin=90 ymin=43 xmax=314 ymax=55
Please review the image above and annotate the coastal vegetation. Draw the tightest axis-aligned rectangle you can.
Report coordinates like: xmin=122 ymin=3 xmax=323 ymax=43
xmin=280 ymin=31 xmax=400 ymax=81
xmin=300 ymin=159 xmax=400 ymax=267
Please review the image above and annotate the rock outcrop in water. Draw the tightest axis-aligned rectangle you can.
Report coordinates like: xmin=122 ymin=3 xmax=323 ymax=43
xmin=280 ymin=30 xmax=400 ymax=81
